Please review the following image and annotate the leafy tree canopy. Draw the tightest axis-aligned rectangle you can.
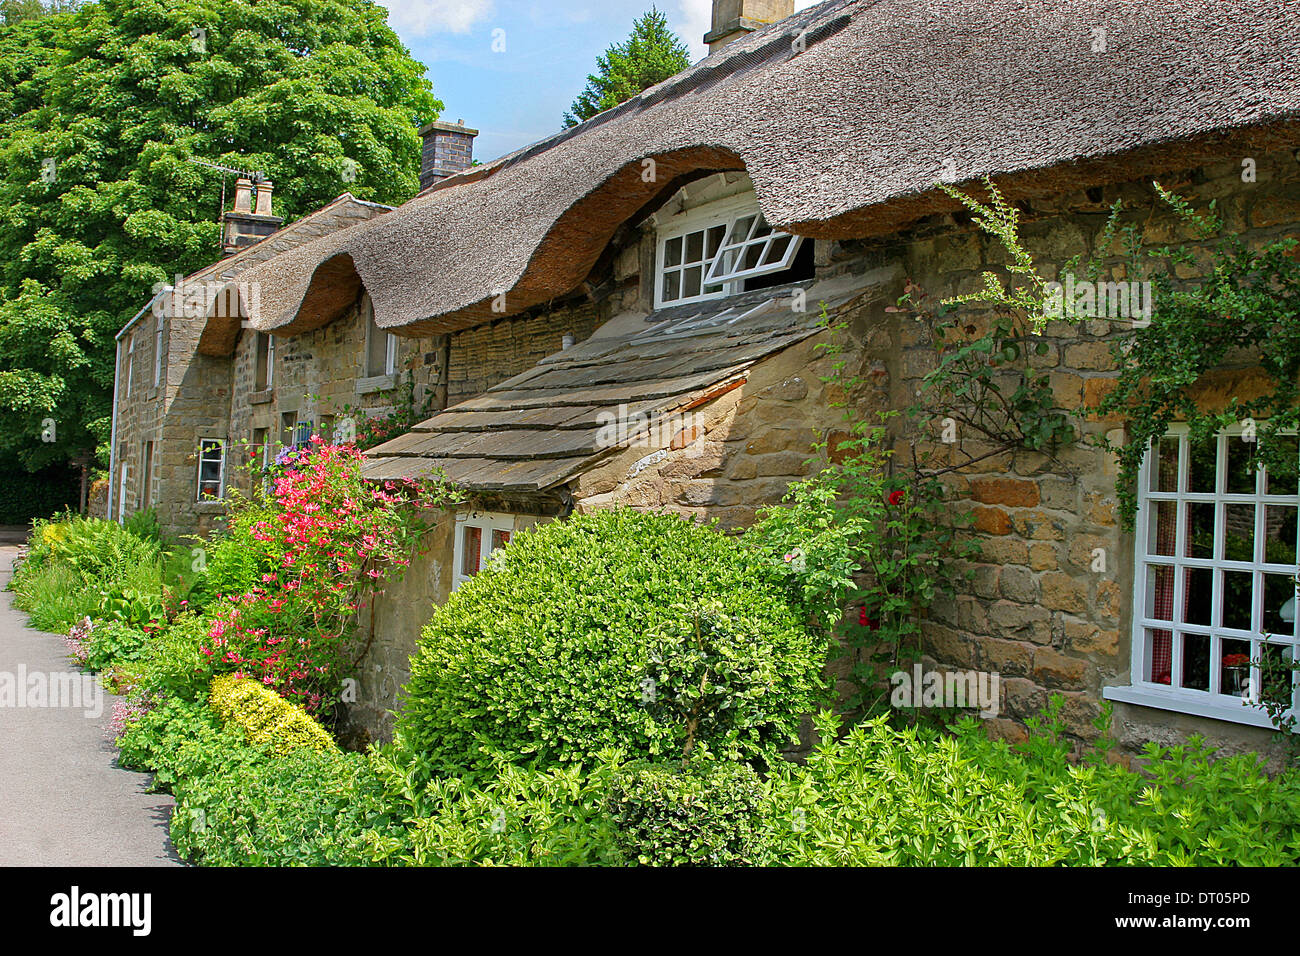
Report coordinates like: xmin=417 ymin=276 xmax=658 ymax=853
xmin=563 ymin=7 xmax=690 ymax=128
xmin=0 ymin=0 xmax=441 ymax=472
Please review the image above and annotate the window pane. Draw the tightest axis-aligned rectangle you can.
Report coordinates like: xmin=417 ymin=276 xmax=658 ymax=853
xmin=682 ymin=265 xmax=702 ymax=299
xmin=1147 ymin=500 xmax=1177 ymax=555
xmin=1221 ymin=504 xmax=1255 ymax=562
xmin=1263 ymin=505 xmax=1298 ymax=565
xmin=1149 ymin=628 xmax=1173 ymax=684
xmin=1221 ymin=570 xmax=1254 ymax=630
xmin=764 ymin=234 xmax=792 ymax=265
xmin=1260 ymin=642 xmax=1295 ymax=704
xmin=1263 ymin=572 xmax=1296 ymax=635
xmin=706 ymin=225 xmax=725 ymax=258
xmin=1147 ymin=564 xmax=1175 ymax=621
xmin=662 ymin=270 xmax=681 ymax=302
xmin=664 ymin=236 xmax=683 ymax=268
xmin=1225 ymin=437 xmax=1258 ymax=494
xmin=1264 ymin=435 xmax=1300 ymax=494
xmin=1220 ymin=637 xmax=1253 ymax=697
xmin=1181 ymin=633 xmax=1210 ymax=690
xmin=1183 ymin=567 xmax=1212 ymax=625
xmin=1185 ymin=502 xmax=1215 ymax=558
xmin=462 ymin=527 xmax=482 ymax=577
xmin=491 ymin=529 xmax=511 ymax=551
xmin=1150 ymin=437 xmax=1180 ymax=492
xmin=742 ymin=242 xmax=764 ymax=271
xmin=731 ymin=215 xmax=756 ymax=242
xmin=684 ymin=230 xmax=704 ymax=264
xmin=1187 ymin=436 xmax=1218 ymax=493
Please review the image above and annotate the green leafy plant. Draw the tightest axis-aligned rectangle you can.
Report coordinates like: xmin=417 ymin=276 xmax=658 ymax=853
xmin=398 ymin=508 xmax=828 ymax=773
xmin=764 ymin=702 xmax=1300 ymax=866
xmin=607 ymin=760 xmax=767 ymax=866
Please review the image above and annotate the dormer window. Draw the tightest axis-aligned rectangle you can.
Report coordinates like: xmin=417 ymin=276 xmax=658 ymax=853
xmin=654 ymin=192 xmax=806 ymax=309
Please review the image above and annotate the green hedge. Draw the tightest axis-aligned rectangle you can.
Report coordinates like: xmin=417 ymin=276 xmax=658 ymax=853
xmin=397 ymin=508 xmax=829 ymax=772
xmin=0 ymin=465 xmax=78 ymax=525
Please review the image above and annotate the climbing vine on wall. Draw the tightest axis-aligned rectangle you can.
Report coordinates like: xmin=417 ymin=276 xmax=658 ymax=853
xmin=894 ymin=181 xmax=1077 ymax=462
xmin=1085 ymin=185 xmax=1300 ymax=526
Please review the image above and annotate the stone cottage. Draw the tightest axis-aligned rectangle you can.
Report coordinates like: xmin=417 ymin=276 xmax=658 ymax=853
xmin=122 ymin=0 xmax=1300 ymax=758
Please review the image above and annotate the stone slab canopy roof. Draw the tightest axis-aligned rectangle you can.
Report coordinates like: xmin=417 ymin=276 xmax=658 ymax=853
xmin=200 ymin=0 xmax=1300 ymax=354
xmin=361 ymin=282 xmax=861 ymax=495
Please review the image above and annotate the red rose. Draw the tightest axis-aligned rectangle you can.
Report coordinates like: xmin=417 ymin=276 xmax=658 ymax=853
xmin=888 ymin=490 xmax=905 ymax=506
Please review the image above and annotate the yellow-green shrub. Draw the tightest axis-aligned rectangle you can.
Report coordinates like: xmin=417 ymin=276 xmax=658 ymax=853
xmin=208 ymin=675 xmax=338 ymax=756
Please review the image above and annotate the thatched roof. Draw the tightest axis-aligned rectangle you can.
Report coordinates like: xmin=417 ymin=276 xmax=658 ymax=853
xmin=143 ymin=192 xmax=389 ymax=350
xmin=361 ymin=280 xmax=863 ymax=495
xmin=200 ymin=0 xmax=1300 ymax=354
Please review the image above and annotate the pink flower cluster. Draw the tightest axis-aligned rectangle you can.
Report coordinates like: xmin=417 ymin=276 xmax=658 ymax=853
xmin=201 ymin=439 xmax=445 ymax=711
xmin=65 ymin=616 xmax=94 ymax=666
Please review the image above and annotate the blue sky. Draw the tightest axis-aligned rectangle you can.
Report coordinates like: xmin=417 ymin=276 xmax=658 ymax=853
xmin=382 ymin=0 xmax=819 ymax=162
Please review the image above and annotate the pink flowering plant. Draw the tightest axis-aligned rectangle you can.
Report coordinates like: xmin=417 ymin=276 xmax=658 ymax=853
xmin=200 ymin=438 xmax=458 ymax=713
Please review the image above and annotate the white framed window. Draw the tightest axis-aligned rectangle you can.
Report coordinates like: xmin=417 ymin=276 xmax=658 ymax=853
xmin=125 ymin=334 xmax=135 ymax=394
xmin=655 ymin=196 xmax=804 ymax=309
xmin=153 ymin=315 xmax=164 ymax=387
xmin=362 ymin=294 xmax=397 ymax=378
xmin=280 ymin=410 xmax=297 ymax=450
xmin=1105 ymin=425 xmax=1299 ymax=728
xmin=139 ymin=441 xmax=154 ymax=508
xmin=196 ymin=438 xmax=226 ymax=500
xmin=254 ymin=332 xmax=274 ymax=391
xmin=451 ymin=511 xmax=516 ymax=590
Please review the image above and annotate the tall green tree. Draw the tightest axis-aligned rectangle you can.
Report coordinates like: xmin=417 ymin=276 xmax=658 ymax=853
xmin=563 ymin=7 xmax=690 ymax=128
xmin=0 ymin=0 xmax=80 ymax=27
xmin=0 ymin=0 xmax=441 ymax=476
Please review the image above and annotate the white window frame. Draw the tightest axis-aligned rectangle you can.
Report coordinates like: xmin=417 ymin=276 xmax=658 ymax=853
xmin=1104 ymin=423 xmax=1299 ymax=728
xmin=196 ymin=437 xmax=226 ymax=501
xmin=153 ymin=315 xmax=164 ymax=388
xmin=451 ymin=511 xmax=516 ymax=591
xmin=125 ymin=334 xmax=135 ymax=394
xmin=139 ymin=441 xmax=154 ymax=508
xmin=362 ymin=294 xmax=398 ymax=379
xmin=654 ymin=194 xmax=804 ymax=310
xmin=254 ymin=332 xmax=275 ymax=391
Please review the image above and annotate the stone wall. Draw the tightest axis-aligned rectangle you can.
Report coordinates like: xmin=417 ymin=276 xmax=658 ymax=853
xmin=878 ymin=146 xmax=1300 ymax=763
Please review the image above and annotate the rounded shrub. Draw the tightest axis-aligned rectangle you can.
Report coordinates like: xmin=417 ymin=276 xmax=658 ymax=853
xmin=397 ymin=508 xmax=828 ymax=772
xmin=608 ymin=760 xmax=768 ymax=866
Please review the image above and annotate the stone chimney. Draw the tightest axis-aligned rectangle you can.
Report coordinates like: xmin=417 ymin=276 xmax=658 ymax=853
xmin=418 ymin=119 xmax=479 ymax=190
xmin=222 ymin=178 xmax=283 ymax=255
xmin=704 ymin=0 xmax=794 ymax=53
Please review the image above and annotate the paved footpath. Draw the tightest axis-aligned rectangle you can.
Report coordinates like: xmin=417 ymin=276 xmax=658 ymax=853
xmin=0 ymin=546 xmax=180 ymax=866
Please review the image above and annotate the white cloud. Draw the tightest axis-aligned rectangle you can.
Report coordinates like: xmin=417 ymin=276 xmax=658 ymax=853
xmin=385 ymin=0 xmax=495 ymax=38
xmin=676 ymin=0 xmax=822 ymax=61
